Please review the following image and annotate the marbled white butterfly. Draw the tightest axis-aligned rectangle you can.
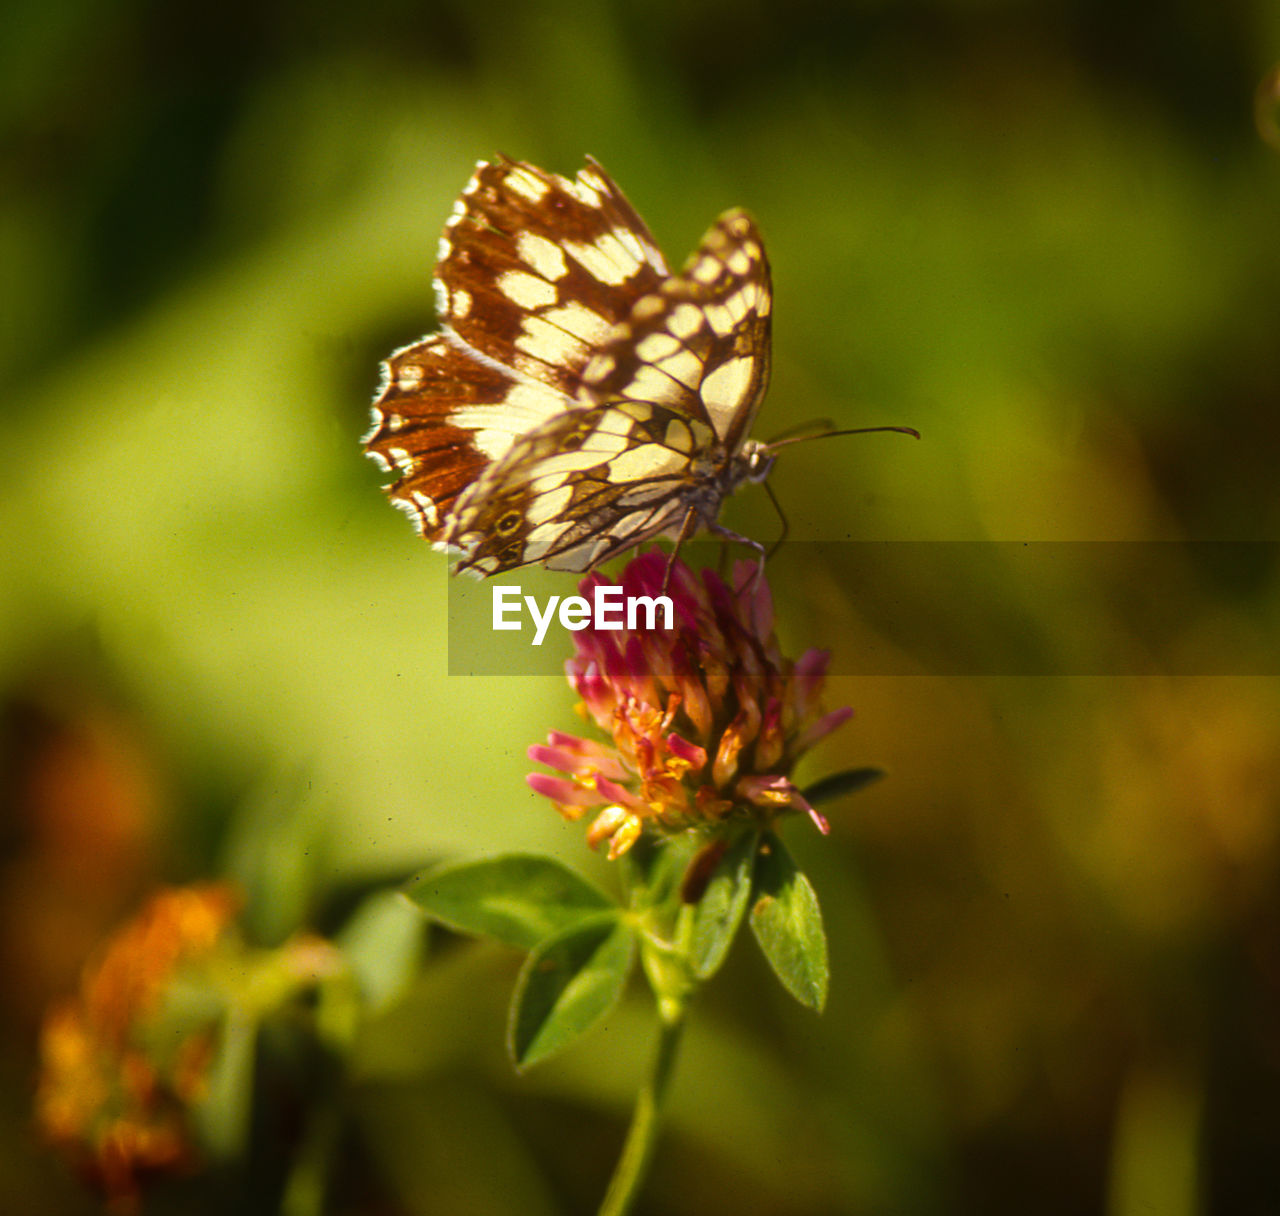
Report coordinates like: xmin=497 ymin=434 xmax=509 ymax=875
xmin=363 ymin=156 xmax=913 ymax=575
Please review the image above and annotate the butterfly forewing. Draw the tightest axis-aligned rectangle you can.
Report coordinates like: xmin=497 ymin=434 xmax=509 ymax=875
xmin=364 ymin=157 xmax=774 ymax=573
xmin=437 ymin=158 xmax=669 ymax=396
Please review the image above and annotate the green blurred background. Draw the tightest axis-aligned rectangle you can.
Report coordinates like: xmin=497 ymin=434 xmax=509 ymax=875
xmin=3 ymin=0 xmax=1279 ymax=1211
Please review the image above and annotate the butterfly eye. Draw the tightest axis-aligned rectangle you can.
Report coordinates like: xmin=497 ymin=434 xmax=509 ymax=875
xmin=746 ymin=448 xmax=775 ymax=480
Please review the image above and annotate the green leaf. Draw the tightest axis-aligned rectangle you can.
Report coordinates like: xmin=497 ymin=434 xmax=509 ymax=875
xmin=190 ymin=1007 xmax=257 ymax=1161
xmin=689 ymin=831 xmax=760 ymax=979
xmin=405 ymin=855 xmax=615 ymax=950
xmin=802 ymin=767 xmax=885 ymax=806
xmin=623 ymin=831 xmax=697 ymax=910
xmin=336 ymin=888 xmax=426 ymax=1012
xmin=749 ymin=833 xmax=829 ymax=1011
xmin=508 ymin=915 xmax=636 ymax=1068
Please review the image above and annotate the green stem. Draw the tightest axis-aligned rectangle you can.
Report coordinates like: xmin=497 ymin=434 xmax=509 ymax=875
xmin=281 ymin=1098 xmax=340 ymax=1216
xmin=597 ymin=1002 xmax=687 ymax=1216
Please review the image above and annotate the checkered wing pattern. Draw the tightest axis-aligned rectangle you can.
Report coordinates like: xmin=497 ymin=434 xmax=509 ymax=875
xmin=363 ymin=157 xmax=772 ymax=574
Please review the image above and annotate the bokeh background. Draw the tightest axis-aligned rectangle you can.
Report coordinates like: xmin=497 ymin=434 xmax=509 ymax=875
xmin=3 ymin=1 xmax=1279 ymax=1212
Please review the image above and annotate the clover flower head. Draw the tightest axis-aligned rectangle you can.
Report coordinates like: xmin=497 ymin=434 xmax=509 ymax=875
xmin=528 ymin=553 xmax=853 ymax=858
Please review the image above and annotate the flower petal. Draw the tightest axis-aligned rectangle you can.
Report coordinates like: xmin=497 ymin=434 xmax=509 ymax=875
xmin=793 ymin=705 xmax=855 ymax=752
xmin=526 ymin=773 xmax=603 ymax=811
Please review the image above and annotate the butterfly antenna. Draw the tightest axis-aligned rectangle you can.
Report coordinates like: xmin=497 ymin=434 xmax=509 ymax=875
xmin=757 ymin=422 xmax=917 ymax=567
xmin=764 ymin=417 xmax=837 ymax=445
xmin=765 ymin=424 xmax=920 ymax=452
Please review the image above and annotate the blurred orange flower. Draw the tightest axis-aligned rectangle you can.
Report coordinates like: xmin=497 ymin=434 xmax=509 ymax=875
xmin=34 ymin=883 xmax=240 ymax=1209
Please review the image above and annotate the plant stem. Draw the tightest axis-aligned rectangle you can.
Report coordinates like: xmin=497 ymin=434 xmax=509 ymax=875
xmin=281 ymin=1099 xmax=339 ymax=1216
xmin=597 ymin=1002 xmax=687 ymax=1216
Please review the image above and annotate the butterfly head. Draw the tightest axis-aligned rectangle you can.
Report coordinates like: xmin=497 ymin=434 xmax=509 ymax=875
xmin=740 ymin=438 xmax=776 ymax=486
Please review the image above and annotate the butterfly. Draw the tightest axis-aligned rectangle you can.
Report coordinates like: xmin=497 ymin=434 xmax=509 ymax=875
xmin=364 ymin=156 xmax=914 ymax=576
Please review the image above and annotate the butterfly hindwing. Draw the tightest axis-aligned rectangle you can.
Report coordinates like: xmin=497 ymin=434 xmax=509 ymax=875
xmin=448 ymin=400 xmax=716 ymax=574
xmin=365 ymin=334 xmax=510 ymax=540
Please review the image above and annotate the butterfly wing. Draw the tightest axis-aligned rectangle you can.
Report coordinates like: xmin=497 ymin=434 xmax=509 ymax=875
xmin=578 ymin=207 xmax=772 ymax=449
xmin=448 ymin=400 xmax=716 ymax=574
xmin=364 ymin=157 xmax=669 ymax=542
xmin=365 ymin=160 xmax=773 ymax=573
xmin=435 ymin=157 xmax=670 ymax=397
xmin=445 ymin=210 xmax=773 ymax=574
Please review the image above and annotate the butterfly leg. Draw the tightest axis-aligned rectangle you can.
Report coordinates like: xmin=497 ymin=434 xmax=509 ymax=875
xmin=761 ymin=478 xmax=789 ymax=559
xmin=662 ymin=505 xmax=702 ymax=595
xmin=707 ymin=522 xmax=768 ymax=589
